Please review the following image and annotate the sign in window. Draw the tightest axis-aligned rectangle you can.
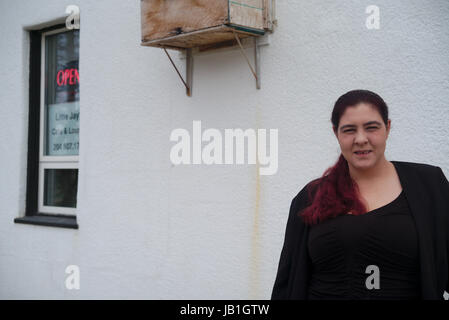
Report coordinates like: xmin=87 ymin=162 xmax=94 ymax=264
xmin=44 ymin=30 xmax=80 ymax=156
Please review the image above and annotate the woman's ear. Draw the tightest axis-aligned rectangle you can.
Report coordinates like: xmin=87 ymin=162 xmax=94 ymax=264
xmin=333 ymin=126 xmax=338 ymax=138
xmin=386 ymin=119 xmax=391 ymax=136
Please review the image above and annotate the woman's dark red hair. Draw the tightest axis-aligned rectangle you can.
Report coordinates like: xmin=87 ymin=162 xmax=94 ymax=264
xmin=299 ymin=89 xmax=389 ymax=225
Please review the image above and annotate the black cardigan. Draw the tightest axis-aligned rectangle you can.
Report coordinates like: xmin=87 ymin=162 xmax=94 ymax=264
xmin=271 ymin=160 xmax=449 ymax=300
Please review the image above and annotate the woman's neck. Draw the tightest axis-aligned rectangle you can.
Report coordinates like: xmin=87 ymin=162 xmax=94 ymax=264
xmin=349 ymin=157 xmax=392 ymax=184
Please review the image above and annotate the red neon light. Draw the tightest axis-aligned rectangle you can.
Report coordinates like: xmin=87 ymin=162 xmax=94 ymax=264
xmin=56 ymin=68 xmax=79 ymax=86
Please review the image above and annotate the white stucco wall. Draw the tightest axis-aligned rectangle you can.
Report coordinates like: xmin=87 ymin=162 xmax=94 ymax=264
xmin=0 ymin=0 xmax=448 ymax=299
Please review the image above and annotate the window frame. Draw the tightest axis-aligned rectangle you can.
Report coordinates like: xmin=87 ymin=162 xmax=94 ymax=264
xmin=14 ymin=23 xmax=79 ymax=229
xmin=39 ymin=27 xmax=79 ymax=215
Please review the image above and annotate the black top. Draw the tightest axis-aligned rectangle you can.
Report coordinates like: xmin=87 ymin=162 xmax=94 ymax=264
xmin=307 ymin=190 xmax=421 ymax=300
xmin=271 ymin=161 xmax=449 ymax=300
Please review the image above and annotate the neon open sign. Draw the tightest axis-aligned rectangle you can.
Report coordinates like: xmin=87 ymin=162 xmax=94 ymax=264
xmin=56 ymin=68 xmax=79 ymax=86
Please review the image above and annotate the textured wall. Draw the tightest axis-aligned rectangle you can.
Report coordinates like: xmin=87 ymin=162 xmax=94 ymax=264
xmin=0 ymin=0 xmax=448 ymax=299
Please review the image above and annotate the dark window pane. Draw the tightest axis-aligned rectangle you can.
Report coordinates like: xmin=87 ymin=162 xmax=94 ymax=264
xmin=44 ymin=169 xmax=78 ymax=208
xmin=45 ymin=30 xmax=80 ymax=156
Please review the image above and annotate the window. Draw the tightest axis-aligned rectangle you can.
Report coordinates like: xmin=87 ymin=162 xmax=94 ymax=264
xmin=40 ymin=27 xmax=80 ymax=214
xmin=15 ymin=24 xmax=79 ymax=229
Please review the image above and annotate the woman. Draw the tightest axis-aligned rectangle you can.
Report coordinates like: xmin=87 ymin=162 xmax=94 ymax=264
xmin=271 ymin=90 xmax=449 ymax=300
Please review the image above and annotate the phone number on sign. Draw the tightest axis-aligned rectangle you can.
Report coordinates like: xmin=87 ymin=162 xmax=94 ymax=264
xmin=53 ymin=142 xmax=79 ymax=151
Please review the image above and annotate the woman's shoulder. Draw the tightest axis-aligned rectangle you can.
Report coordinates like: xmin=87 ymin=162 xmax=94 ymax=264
xmin=292 ymin=177 xmax=323 ymax=204
xmin=392 ymin=160 xmax=441 ymax=172
xmin=391 ymin=160 xmax=444 ymax=180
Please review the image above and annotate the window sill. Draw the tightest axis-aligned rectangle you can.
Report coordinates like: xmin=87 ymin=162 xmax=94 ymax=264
xmin=14 ymin=214 xmax=78 ymax=229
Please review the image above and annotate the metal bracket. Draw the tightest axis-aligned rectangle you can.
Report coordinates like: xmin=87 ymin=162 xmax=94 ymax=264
xmin=163 ymin=32 xmax=270 ymax=96
xmin=232 ymin=31 xmax=260 ymax=89
xmin=163 ymin=47 xmax=193 ymax=97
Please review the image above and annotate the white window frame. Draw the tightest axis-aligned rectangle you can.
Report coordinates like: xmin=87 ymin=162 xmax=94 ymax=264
xmin=38 ymin=27 xmax=79 ymax=215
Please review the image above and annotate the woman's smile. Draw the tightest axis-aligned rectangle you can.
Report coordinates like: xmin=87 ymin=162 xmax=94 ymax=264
xmin=354 ymin=150 xmax=373 ymax=158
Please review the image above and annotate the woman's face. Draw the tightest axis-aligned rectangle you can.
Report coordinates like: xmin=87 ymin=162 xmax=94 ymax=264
xmin=334 ymin=102 xmax=391 ymax=172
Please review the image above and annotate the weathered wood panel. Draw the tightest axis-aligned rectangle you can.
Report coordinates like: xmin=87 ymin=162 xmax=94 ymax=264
xmin=141 ymin=0 xmax=229 ymax=42
xmin=229 ymin=0 xmax=264 ymax=30
xmin=262 ymin=0 xmax=274 ymax=30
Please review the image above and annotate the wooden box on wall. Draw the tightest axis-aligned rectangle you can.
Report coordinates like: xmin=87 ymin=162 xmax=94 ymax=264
xmin=141 ymin=0 xmax=274 ymax=51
